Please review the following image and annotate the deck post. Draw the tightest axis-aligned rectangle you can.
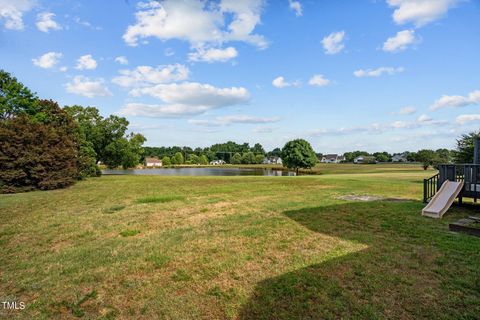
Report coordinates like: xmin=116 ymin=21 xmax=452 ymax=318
xmin=474 ymin=138 xmax=480 ymax=165
xmin=423 ymin=179 xmax=428 ymax=203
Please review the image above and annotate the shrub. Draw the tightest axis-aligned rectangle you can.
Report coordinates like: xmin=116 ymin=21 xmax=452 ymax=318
xmin=0 ymin=116 xmax=78 ymax=193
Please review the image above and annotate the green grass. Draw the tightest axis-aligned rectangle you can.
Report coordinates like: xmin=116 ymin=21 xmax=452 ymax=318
xmin=136 ymin=195 xmax=185 ymax=204
xmin=119 ymin=229 xmax=141 ymax=237
xmin=103 ymin=204 xmax=126 ymax=214
xmin=1 ymin=164 xmax=479 ymax=319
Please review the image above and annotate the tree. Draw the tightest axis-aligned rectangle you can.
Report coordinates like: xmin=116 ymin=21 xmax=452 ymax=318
xmin=173 ymin=152 xmax=184 ymax=165
xmin=231 ymin=153 xmax=242 ymax=164
xmin=199 ymin=155 xmax=209 ymax=165
xmin=162 ymin=156 xmax=172 ymax=166
xmin=0 ymin=70 xmax=39 ymax=120
xmin=407 ymin=152 xmax=417 ymax=162
xmin=281 ymin=139 xmax=318 ymax=173
xmin=436 ymin=148 xmax=452 ymax=164
xmin=255 ymin=154 xmax=265 ymax=164
xmin=267 ymin=148 xmax=282 ymax=157
xmin=0 ymin=116 xmax=78 ymax=193
xmin=416 ymin=149 xmax=437 ymax=170
xmin=251 ymin=143 xmax=265 ymax=155
xmin=373 ymin=152 xmax=391 ymax=163
xmin=189 ymin=154 xmax=199 ymax=164
xmin=241 ymin=152 xmax=256 ymax=164
xmin=102 ymin=133 xmax=146 ymax=169
xmin=64 ymin=105 xmax=145 ymax=169
xmin=453 ymin=131 xmax=480 ymax=163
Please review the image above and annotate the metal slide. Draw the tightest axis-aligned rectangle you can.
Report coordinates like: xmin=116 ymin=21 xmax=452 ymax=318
xmin=422 ymin=180 xmax=464 ymax=218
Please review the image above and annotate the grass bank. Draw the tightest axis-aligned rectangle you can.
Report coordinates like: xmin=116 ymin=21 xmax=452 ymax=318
xmin=1 ymin=168 xmax=479 ymax=319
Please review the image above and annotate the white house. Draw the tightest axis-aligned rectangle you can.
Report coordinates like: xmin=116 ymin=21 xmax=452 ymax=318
xmin=263 ymin=156 xmax=283 ymax=165
xmin=145 ymin=157 xmax=162 ymax=167
xmin=354 ymin=156 xmax=377 ymax=164
xmin=392 ymin=153 xmax=408 ymax=162
xmin=321 ymin=154 xmax=345 ymax=163
xmin=210 ymin=159 xmax=226 ymax=165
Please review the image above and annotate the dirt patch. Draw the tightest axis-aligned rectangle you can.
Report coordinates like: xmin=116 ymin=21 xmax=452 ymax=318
xmin=337 ymin=195 xmax=411 ymax=202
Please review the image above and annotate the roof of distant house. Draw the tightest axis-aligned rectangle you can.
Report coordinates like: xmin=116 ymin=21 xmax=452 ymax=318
xmin=145 ymin=157 xmax=162 ymax=163
xmin=324 ymin=154 xmax=339 ymax=159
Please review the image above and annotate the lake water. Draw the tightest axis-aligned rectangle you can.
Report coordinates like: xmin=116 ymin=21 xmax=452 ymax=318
xmin=102 ymin=167 xmax=296 ymax=176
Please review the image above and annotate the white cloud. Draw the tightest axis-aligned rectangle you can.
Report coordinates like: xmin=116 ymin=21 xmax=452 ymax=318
xmin=399 ymin=106 xmax=416 ymax=115
xmin=456 ymin=114 xmax=480 ymax=125
xmin=36 ymin=12 xmax=61 ymax=32
xmin=289 ymin=0 xmax=303 ymax=17
xmin=32 ymin=52 xmax=62 ymax=69
xmin=387 ymin=0 xmax=460 ymax=27
xmin=75 ymin=54 xmax=97 ymax=70
xmin=391 ymin=115 xmax=447 ymax=128
xmin=0 ymin=0 xmax=35 ymax=30
xmin=115 ymin=56 xmax=129 ymax=65
xmin=308 ymin=74 xmax=331 ymax=87
xmin=119 ymin=103 xmax=208 ymax=118
xmin=321 ymin=31 xmax=345 ymax=55
xmin=130 ymin=82 xmax=249 ymax=105
xmin=391 ymin=120 xmax=410 ymax=129
xmin=65 ymin=76 xmax=112 ymax=98
xmin=354 ymin=66 xmax=405 ymax=77
xmin=431 ymin=90 xmax=480 ymax=110
xmin=123 ymin=0 xmax=267 ymax=49
xmin=382 ymin=29 xmax=418 ymax=52
xmin=417 ymin=114 xmax=432 ymax=122
xmin=164 ymin=48 xmax=175 ymax=56
xmin=310 ymin=115 xmax=447 ymax=137
xmin=73 ymin=17 xmax=102 ymax=30
xmin=272 ymin=76 xmax=300 ymax=88
xmin=121 ymin=82 xmax=250 ymax=117
xmin=253 ymin=126 xmax=275 ymax=133
xmin=112 ymin=64 xmax=189 ymax=87
xmin=188 ymin=46 xmax=238 ymax=63
xmin=189 ymin=114 xmax=280 ymax=126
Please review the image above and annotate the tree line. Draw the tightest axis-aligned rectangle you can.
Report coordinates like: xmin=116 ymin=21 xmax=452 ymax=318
xmin=144 ymin=141 xmax=277 ymax=165
xmin=0 ymin=70 xmax=146 ymax=193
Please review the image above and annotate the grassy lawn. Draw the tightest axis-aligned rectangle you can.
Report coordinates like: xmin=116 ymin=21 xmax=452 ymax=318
xmin=1 ymin=165 xmax=480 ymax=319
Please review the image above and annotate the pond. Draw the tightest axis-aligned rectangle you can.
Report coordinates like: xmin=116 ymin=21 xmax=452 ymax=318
xmin=102 ymin=167 xmax=296 ymax=176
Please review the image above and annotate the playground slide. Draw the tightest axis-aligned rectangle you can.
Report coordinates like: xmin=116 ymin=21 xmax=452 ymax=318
xmin=422 ymin=180 xmax=464 ymax=218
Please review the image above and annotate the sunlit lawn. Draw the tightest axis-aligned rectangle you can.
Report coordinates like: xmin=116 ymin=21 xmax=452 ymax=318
xmin=1 ymin=164 xmax=479 ymax=319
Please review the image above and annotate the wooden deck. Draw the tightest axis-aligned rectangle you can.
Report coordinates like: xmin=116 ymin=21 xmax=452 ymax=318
xmin=424 ymin=164 xmax=480 ymax=203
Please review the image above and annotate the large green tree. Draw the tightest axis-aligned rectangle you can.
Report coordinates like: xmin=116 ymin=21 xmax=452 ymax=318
xmin=103 ymin=133 xmax=146 ymax=169
xmin=231 ymin=153 xmax=242 ymax=164
xmin=0 ymin=70 xmax=38 ymax=120
xmin=416 ymin=149 xmax=438 ymax=170
xmin=281 ymin=139 xmax=318 ymax=173
xmin=173 ymin=152 xmax=184 ymax=165
xmin=64 ymin=105 xmax=145 ymax=168
xmin=241 ymin=152 xmax=256 ymax=164
xmin=453 ymin=131 xmax=480 ymax=163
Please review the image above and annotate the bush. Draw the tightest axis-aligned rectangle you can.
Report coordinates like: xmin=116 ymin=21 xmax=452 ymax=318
xmin=0 ymin=116 xmax=78 ymax=193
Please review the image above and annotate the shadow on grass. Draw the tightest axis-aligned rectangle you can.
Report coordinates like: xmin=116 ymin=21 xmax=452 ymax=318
xmin=238 ymin=201 xmax=479 ymax=319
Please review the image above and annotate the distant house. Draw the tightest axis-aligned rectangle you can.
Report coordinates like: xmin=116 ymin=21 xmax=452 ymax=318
xmin=145 ymin=157 xmax=162 ymax=167
xmin=263 ymin=156 xmax=283 ymax=165
xmin=354 ymin=156 xmax=364 ymax=164
xmin=210 ymin=159 xmax=226 ymax=165
xmin=392 ymin=153 xmax=408 ymax=162
xmin=321 ymin=154 xmax=345 ymax=163
xmin=354 ymin=156 xmax=376 ymax=164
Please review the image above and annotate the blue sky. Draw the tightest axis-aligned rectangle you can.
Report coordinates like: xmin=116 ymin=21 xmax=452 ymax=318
xmin=1 ymin=0 xmax=479 ymax=153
